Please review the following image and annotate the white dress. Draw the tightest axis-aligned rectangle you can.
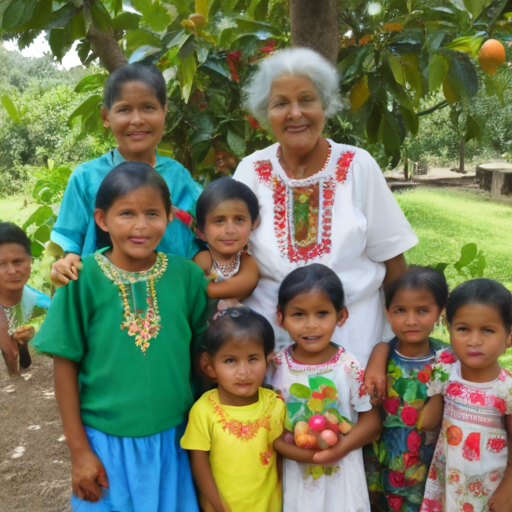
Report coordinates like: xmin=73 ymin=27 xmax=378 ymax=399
xmin=233 ymin=141 xmax=418 ymax=365
xmin=421 ymin=352 xmax=512 ymax=512
xmin=267 ymin=345 xmax=372 ymax=512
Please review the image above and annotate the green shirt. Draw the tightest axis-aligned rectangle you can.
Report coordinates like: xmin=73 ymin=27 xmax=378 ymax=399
xmin=33 ymin=252 xmax=208 ymax=438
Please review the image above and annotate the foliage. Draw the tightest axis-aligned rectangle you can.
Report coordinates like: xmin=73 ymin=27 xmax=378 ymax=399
xmin=4 ymin=0 xmax=512 ymax=173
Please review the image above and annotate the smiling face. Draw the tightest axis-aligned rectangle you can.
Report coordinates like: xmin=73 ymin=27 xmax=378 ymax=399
xmin=385 ymin=288 xmax=442 ymax=357
xmin=278 ymin=289 xmax=348 ymax=365
xmin=101 ymin=81 xmax=167 ymax=165
xmin=449 ymin=304 xmax=512 ymax=382
xmin=207 ymin=338 xmax=268 ymax=406
xmin=268 ymin=75 xmax=326 ymax=157
xmin=198 ymin=199 xmax=254 ymax=263
xmin=94 ymin=185 xmax=171 ymax=272
xmin=0 ymin=243 xmax=31 ymax=299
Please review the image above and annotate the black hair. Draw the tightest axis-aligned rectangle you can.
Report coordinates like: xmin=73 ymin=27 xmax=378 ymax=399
xmin=0 ymin=222 xmax=31 ymax=256
xmin=195 ymin=178 xmax=260 ymax=231
xmin=103 ymin=63 xmax=167 ymax=109
xmin=278 ymin=264 xmax=345 ymax=313
xmin=446 ymin=278 xmax=512 ymax=330
xmin=95 ymin=162 xmax=171 ymax=249
xmin=205 ymin=307 xmax=275 ymax=358
xmin=385 ymin=266 xmax=449 ymax=310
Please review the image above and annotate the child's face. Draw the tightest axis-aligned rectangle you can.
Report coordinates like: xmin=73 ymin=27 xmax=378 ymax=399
xmin=385 ymin=289 xmax=442 ymax=347
xmin=198 ymin=199 xmax=253 ymax=262
xmin=450 ymin=303 xmax=512 ymax=382
xmin=94 ymin=186 xmax=171 ymax=271
xmin=207 ymin=338 xmax=268 ymax=406
xmin=277 ymin=290 xmax=347 ymax=363
xmin=0 ymin=243 xmax=31 ymax=294
xmin=100 ymin=81 xmax=166 ymax=165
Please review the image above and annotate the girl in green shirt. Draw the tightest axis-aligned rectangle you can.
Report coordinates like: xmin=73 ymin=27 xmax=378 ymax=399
xmin=33 ymin=162 xmax=207 ymax=512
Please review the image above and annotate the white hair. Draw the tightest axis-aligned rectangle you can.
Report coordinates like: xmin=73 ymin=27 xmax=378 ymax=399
xmin=243 ymin=47 xmax=342 ymax=126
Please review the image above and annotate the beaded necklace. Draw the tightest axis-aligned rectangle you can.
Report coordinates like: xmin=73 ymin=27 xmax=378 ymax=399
xmin=95 ymin=252 xmax=168 ymax=353
xmin=211 ymin=250 xmax=241 ymax=280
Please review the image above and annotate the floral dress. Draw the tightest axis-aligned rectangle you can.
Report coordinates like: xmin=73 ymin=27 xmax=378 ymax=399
xmin=421 ymin=349 xmax=512 ymax=512
xmin=267 ymin=344 xmax=372 ymax=512
xmin=365 ymin=337 xmax=447 ymax=512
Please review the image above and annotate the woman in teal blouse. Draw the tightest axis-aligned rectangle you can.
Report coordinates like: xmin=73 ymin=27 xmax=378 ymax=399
xmin=51 ymin=64 xmax=202 ymax=285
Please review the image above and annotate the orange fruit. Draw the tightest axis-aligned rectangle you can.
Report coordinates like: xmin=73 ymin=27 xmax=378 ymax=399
xmin=479 ymin=39 xmax=506 ymax=74
xmin=446 ymin=425 xmax=463 ymax=446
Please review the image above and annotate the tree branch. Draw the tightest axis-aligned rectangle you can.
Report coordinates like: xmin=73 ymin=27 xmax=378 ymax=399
xmin=417 ymin=101 xmax=448 ymax=117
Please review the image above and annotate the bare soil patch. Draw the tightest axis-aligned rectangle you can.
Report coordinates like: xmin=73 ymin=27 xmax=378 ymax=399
xmin=0 ymin=352 xmax=71 ymax=512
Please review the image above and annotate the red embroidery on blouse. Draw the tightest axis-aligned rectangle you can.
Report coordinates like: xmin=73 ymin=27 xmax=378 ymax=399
xmin=487 ymin=437 xmax=507 ymax=453
xmin=253 ymin=152 xmax=355 ymax=263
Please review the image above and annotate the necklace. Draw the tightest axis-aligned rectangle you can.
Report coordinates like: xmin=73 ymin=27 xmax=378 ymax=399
xmin=211 ymin=250 xmax=241 ymax=279
xmin=95 ymin=252 xmax=168 ymax=353
xmin=277 ymin=144 xmax=332 ymax=179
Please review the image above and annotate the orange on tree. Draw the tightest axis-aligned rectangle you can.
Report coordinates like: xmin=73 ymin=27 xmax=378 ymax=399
xmin=478 ymin=39 xmax=506 ymax=74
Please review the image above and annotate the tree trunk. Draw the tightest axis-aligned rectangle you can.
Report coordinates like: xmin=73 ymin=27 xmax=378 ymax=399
xmin=459 ymin=135 xmax=465 ymax=173
xmin=289 ymin=0 xmax=339 ymax=65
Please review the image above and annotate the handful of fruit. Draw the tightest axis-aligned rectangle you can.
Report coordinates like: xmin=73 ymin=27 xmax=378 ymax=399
xmin=284 ymin=376 xmax=353 ymax=450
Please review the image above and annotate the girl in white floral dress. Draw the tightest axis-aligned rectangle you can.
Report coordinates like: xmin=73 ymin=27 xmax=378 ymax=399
xmin=267 ymin=264 xmax=381 ymax=512
xmin=420 ymin=279 xmax=512 ymax=512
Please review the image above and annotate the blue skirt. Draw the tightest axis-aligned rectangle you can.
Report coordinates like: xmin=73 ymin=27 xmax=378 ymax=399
xmin=71 ymin=423 xmax=199 ymax=512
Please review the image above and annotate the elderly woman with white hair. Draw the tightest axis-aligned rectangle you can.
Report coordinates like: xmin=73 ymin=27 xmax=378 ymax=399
xmin=233 ymin=48 xmax=418 ymax=366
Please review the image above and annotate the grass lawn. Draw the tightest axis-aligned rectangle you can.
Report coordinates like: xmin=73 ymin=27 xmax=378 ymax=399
xmin=397 ymin=187 xmax=512 ymax=287
xmin=0 ymin=195 xmax=38 ymax=226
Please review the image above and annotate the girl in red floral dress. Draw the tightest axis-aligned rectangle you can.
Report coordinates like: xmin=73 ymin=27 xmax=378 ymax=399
xmin=420 ymin=279 xmax=512 ymax=512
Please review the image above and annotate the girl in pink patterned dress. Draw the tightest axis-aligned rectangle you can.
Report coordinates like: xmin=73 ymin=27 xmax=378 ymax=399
xmin=267 ymin=264 xmax=381 ymax=512
xmin=420 ymin=279 xmax=512 ymax=512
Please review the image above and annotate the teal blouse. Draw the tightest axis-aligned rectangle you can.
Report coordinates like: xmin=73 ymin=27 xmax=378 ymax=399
xmin=51 ymin=149 xmax=202 ymax=259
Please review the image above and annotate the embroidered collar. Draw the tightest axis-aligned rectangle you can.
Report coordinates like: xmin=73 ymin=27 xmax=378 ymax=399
xmin=284 ymin=344 xmax=345 ymax=373
xmin=95 ymin=251 xmax=167 ymax=285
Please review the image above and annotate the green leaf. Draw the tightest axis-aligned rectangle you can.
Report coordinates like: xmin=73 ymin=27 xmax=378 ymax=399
xmin=235 ymin=16 xmax=280 ymax=36
xmin=132 ymin=0 xmax=171 ymax=32
xmin=463 ymin=0 xmax=484 ymax=18
xmin=195 ymin=0 xmax=209 ymax=18
xmin=31 ymin=241 xmax=45 ymax=258
xmin=454 ymin=243 xmax=478 ymax=271
xmin=67 ymin=94 xmax=103 ymax=130
xmin=445 ymin=51 xmax=479 ymax=99
xmin=178 ymin=54 xmax=196 ymax=103
xmin=125 ymin=29 xmax=161 ymax=57
xmin=49 ymin=28 xmax=71 ymax=61
xmin=74 ymin=74 xmax=107 ymax=94
xmin=111 ymin=12 xmax=140 ymax=31
xmin=433 ymin=263 xmax=449 ymax=275
xmin=309 ymin=376 xmax=336 ymax=391
xmin=22 ymin=206 xmax=54 ymax=231
xmin=128 ymin=45 xmax=161 ymax=63
xmin=2 ymin=0 xmax=37 ymax=29
xmin=202 ymin=59 xmax=230 ymax=79
xmin=464 ymin=115 xmax=480 ymax=142
xmin=366 ymin=105 xmax=380 ymax=144
xmin=399 ymin=105 xmax=419 ymax=135
xmin=227 ymin=130 xmax=246 ymax=158
xmin=289 ymin=383 xmax=312 ymax=399
xmin=378 ymin=113 xmax=402 ymax=156
xmin=386 ymin=52 xmax=405 ymax=86
xmin=77 ymin=41 xmax=91 ymax=64
xmin=444 ymin=36 xmax=484 ymax=58
xmin=34 ymin=225 xmax=51 ymax=244
xmin=428 ymin=53 xmax=449 ymax=92
xmin=1 ymin=95 xmax=20 ymax=122
xmin=90 ymin=0 xmax=112 ymax=33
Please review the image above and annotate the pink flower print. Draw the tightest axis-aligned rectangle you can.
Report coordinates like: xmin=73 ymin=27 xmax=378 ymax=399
xmin=446 ymin=382 xmax=464 ymax=398
xmin=493 ymin=396 xmax=506 ymax=414
xmin=407 ymin=431 xmax=422 ymax=454
xmin=260 ymin=445 xmax=272 ymax=465
xmin=387 ymin=494 xmax=403 ymax=511
xmin=439 ymin=350 xmax=456 ymax=364
xmin=401 ymin=406 xmax=418 ymax=426
xmin=421 ymin=498 xmax=443 ymax=512
xmin=389 ymin=470 xmax=405 ymax=488
xmin=469 ymin=391 xmax=486 ymax=406
xmin=462 ymin=432 xmax=480 ymax=461
xmin=428 ymin=465 xmax=437 ymax=480
xmin=447 ymin=469 xmax=460 ymax=484
xmin=462 ymin=504 xmax=474 ymax=512
xmin=487 ymin=437 xmax=507 ymax=453
xmin=384 ymin=397 xmax=400 ymax=415
xmin=468 ymin=480 xmax=485 ymax=497
xmin=489 ymin=469 xmax=504 ymax=482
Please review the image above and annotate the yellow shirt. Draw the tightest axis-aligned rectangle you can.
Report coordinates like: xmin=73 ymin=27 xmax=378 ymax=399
xmin=181 ymin=388 xmax=285 ymax=512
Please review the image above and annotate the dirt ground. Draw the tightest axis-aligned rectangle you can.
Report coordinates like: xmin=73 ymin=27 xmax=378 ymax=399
xmin=0 ymin=351 xmax=71 ymax=512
